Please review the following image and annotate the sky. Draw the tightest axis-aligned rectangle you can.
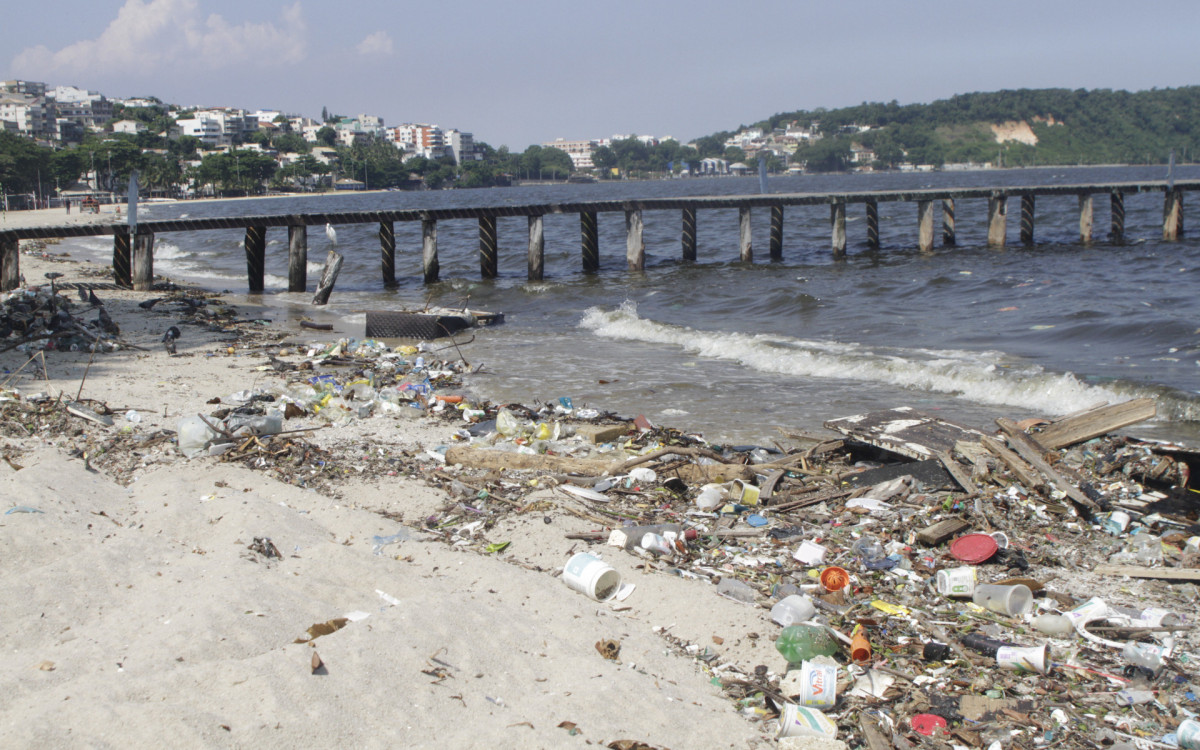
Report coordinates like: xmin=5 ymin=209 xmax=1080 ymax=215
xmin=4 ymin=0 xmax=1199 ymax=151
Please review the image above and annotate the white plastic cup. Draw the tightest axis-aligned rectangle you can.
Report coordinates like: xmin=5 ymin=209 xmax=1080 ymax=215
xmin=562 ymin=553 xmax=621 ymax=602
xmin=996 ymin=644 xmax=1048 ymax=674
xmin=1030 ymin=614 xmax=1075 ymax=636
xmin=935 ymin=567 xmax=977 ymax=598
xmin=972 ymin=583 xmax=1033 ymax=616
xmin=1177 ymin=718 xmax=1200 ymax=749
xmin=695 ymin=484 xmax=725 ymax=510
xmin=990 ymin=531 xmax=1009 ymax=549
xmin=770 ymin=595 xmax=817 ymax=627
xmin=1066 ymin=597 xmax=1109 ymax=626
xmin=640 ymin=533 xmax=674 ymax=556
xmin=777 ymin=704 xmax=838 ymax=739
xmin=1140 ymin=607 xmax=1183 ymax=628
xmin=734 ymin=479 xmax=760 ymax=505
xmin=798 ymin=660 xmax=838 ymax=708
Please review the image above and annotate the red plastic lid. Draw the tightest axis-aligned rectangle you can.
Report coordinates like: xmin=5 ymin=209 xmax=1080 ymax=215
xmin=949 ymin=533 xmax=999 ymax=564
xmin=911 ymin=713 xmax=947 ymax=736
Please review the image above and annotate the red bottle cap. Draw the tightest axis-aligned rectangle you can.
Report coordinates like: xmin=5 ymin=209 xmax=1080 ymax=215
xmin=949 ymin=533 xmax=999 ymax=564
xmin=911 ymin=713 xmax=947 ymax=735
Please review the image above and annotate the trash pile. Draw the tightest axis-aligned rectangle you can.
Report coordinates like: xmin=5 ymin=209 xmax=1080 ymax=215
xmin=419 ymin=398 xmax=1200 ymax=748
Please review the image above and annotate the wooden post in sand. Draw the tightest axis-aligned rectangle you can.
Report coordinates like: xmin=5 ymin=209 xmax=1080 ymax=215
xmin=0 ymin=236 xmax=18 ymax=291
xmin=917 ymin=200 xmax=934 ymax=254
xmin=987 ymin=194 xmax=1008 ymax=247
xmin=1019 ymin=195 xmax=1035 ymax=245
xmin=942 ymin=198 xmax=956 ymax=246
xmin=528 ymin=215 xmax=544 ymax=281
xmin=681 ymin=206 xmax=697 ymax=262
xmin=288 ymin=221 xmax=308 ymax=292
xmin=770 ymin=204 xmax=784 ymax=260
xmin=1079 ymin=194 xmax=1094 ymax=244
xmin=112 ymin=229 xmax=132 ymax=288
xmin=1163 ymin=189 xmax=1183 ymax=240
xmin=244 ymin=225 xmax=266 ymax=293
xmin=865 ymin=199 xmax=879 ymax=249
xmin=739 ymin=206 xmax=752 ymax=262
xmin=625 ymin=208 xmax=644 ymax=271
xmin=132 ymin=231 xmax=154 ymax=291
xmin=479 ymin=215 xmax=499 ymax=278
xmin=378 ymin=221 xmax=395 ymax=287
xmin=580 ymin=211 xmax=599 ymax=272
xmin=1110 ymin=191 xmax=1125 ymax=243
xmin=421 ymin=216 xmax=438 ymax=284
xmin=831 ymin=202 xmax=846 ymax=258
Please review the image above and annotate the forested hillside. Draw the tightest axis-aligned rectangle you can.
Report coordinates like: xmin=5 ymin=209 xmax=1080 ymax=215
xmin=709 ymin=87 xmax=1200 ymax=171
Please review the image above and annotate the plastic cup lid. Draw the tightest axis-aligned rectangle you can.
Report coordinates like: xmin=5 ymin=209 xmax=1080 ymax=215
xmin=949 ymin=533 xmax=999 ymax=564
xmin=911 ymin=713 xmax=948 ymax=735
xmin=820 ymin=566 xmax=850 ymax=591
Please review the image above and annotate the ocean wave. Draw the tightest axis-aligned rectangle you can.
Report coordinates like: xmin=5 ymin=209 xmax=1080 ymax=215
xmin=578 ymin=301 xmax=1141 ymax=418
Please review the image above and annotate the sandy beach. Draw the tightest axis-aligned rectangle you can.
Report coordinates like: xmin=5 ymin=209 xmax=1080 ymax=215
xmin=0 ymin=213 xmax=773 ymax=749
xmin=4 ymin=208 xmax=1200 ymax=750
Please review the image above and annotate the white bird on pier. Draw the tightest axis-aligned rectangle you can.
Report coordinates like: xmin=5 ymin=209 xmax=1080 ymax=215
xmin=325 ymin=223 xmax=338 ymax=246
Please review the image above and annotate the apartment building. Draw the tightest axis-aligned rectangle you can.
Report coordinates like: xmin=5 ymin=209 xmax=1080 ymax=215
xmin=387 ymin=123 xmax=447 ymax=159
xmin=0 ymin=93 xmax=53 ymax=138
xmin=544 ymin=138 xmax=597 ymax=170
xmin=49 ymin=85 xmax=113 ymax=129
xmin=446 ymin=129 xmax=479 ymax=164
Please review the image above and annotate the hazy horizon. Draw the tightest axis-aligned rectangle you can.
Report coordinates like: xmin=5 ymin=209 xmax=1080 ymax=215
xmin=4 ymin=0 xmax=1199 ymax=151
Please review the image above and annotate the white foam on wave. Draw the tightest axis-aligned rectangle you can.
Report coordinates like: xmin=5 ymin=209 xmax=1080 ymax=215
xmin=579 ymin=301 xmax=1124 ymax=417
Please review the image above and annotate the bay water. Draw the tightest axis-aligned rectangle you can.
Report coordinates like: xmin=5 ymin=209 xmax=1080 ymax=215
xmin=64 ymin=166 xmax=1200 ymax=446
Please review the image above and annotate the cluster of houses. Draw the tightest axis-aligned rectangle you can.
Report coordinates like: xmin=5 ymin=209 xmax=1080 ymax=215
xmin=0 ymin=78 xmax=483 ymax=195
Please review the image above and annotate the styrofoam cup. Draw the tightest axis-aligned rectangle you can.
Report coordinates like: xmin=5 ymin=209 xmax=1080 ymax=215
xmin=996 ymin=644 xmax=1048 ymax=674
xmin=798 ymin=660 xmax=838 ymax=708
xmin=972 ymin=583 xmax=1033 ymax=616
xmin=563 ymin=553 xmax=621 ymax=602
xmin=777 ymin=703 xmax=837 ymax=739
xmin=935 ymin=567 xmax=977 ymax=598
xmin=793 ymin=540 xmax=828 ymax=565
xmin=771 ymin=595 xmax=817 ymax=627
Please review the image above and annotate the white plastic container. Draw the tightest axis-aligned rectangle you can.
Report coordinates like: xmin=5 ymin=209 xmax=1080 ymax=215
xmin=935 ymin=567 xmax=977 ymax=598
xmin=562 ymin=553 xmax=621 ymax=602
xmin=770 ymin=595 xmax=817 ymax=627
xmin=797 ymin=660 xmax=838 ymax=708
xmin=996 ymin=644 xmax=1048 ymax=673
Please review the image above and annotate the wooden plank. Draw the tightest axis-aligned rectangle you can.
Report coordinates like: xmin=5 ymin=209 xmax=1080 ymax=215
xmin=858 ymin=713 xmax=892 ymax=750
xmin=996 ymin=418 xmax=1098 ymax=513
xmin=1034 ymin=398 xmax=1157 ymax=449
xmin=980 ymin=435 xmax=1043 ymax=490
xmin=824 ymin=407 xmax=985 ymax=460
xmin=311 ymin=250 xmax=343 ymax=306
xmin=1093 ymin=564 xmax=1200 ymax=582
xmin=916 ymin=518 xmax=971 ymax=546
xmin=936 ymin=450 xmax=977 ymax=494
xmin=132 ymin=231 xmax=154 ymax=291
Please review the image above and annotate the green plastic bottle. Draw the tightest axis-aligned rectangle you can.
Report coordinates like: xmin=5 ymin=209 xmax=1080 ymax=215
xmin=775 ymin=624 xmax=839 ymax=664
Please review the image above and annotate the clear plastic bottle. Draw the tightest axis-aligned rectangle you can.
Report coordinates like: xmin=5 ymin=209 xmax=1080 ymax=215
xmin=1122 ymin=640 xmax=1165 ymax=672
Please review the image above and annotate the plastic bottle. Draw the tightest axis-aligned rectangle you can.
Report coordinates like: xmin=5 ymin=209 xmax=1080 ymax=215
xmin=716 ymin=577 xmax=757 ymax=603
xmin=640 ymin=533 xmax=674 ymax=556
xmin=1122 ymin=641 xmax=1165 ymax=672
xmin=775 ymin=624 xmax=840 ymax=664
xmin=770 ymin=595 xmax=817 ymax=627
xmin=1030 ymin=614 xmax=1075 ymax=636
xmin=612 ymin=523 xmax=683 ymax=551
xmin=1115 ymin=689 xmax=1155 ymax=706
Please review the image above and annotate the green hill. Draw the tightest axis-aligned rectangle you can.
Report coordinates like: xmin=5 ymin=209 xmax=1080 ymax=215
xmin=708 ymin=87 xmax=1200 ymax=171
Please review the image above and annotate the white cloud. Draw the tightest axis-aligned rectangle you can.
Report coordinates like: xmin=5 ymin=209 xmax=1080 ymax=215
xmin=11 ymin=0 xmax=307 ymax=78
xmin=356 ymin=31 xmax=393 ymax=57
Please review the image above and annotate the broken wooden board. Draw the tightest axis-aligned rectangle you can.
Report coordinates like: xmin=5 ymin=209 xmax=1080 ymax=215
xmin=65 ymin=402 xmax=114 ymax=427
xmin=936 ymin=450 xmax=978 ymax=494
xmin=997 ymin=418 xmax=1098 ymax=513
xmin=959 ymin=695 xmax=1035 ymax=722
xmin=1034 ymin=398 xmax=1157 ymax=450
xmin=916 ymin=518 xmax=971 ymax=546
xmin=981 ymin=435 xmax=1043 ymax=491
xmin=824 ymin=407 xmax=986 ymax=460
xmin=1093 ymin=565 xmax=1200 ymax=582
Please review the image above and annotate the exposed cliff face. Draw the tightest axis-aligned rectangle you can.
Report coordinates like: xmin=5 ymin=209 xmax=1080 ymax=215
xmin=991 ymin=115 xmax=1062 ymax=146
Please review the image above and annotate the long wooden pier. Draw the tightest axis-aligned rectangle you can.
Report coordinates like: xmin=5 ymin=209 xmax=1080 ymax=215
xmin=0 ymin=179 xmax=1194 ymax=293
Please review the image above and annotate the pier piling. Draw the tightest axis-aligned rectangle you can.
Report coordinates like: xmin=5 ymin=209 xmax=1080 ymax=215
xmin=625 ymin=208 xmax=645 ymax=271
xmin=288 ymin=222 xmax=308 ymax=292
xmin=132 ymin=231 xmax=154 ymax=291
xmin=479 ymin=215 xmax=499 ymax=278
xmin=866 ymin=199 xmax=879 ymax=249
xmin=113 ymin=229 xmax=132 ymax=289
xmin=1110 ymin=191 xmax=1125 ymax=243
xmin=987 ymin=195 xmax=1008 ymax=248
xmin=681 ymin=206 xmax=697 ymax=262
xmin=942 ymin=198 xmax=956 ymax=246
xmin=770 ymin=205 xmax=784 ymax=260
xmin=421 ymin=217 xmax=439 ymax=284
xmin=831 ymin=202 xmax=846 ymax=258
xmin=1079 ymin=194 xmax=1094 ymax=244
xmin=244 ymin=226 xmax=266 ymax=293
xmin=377 ymin=221 xmax=395 ymax=288
xmin=528 ymin=215 xmax=545 ymax=281
xmin=739 ymin=207 xmax=752 ymax=262
xmin=1163 ymin=189 xmax=1183 ymax=240
xmin=917 ymin=200 xmax=934 ymax=253
xmin=580 ymin=212 xmax=599 ymax=272
xmin=1020 ymin=195 xmax=1035 ymax=245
